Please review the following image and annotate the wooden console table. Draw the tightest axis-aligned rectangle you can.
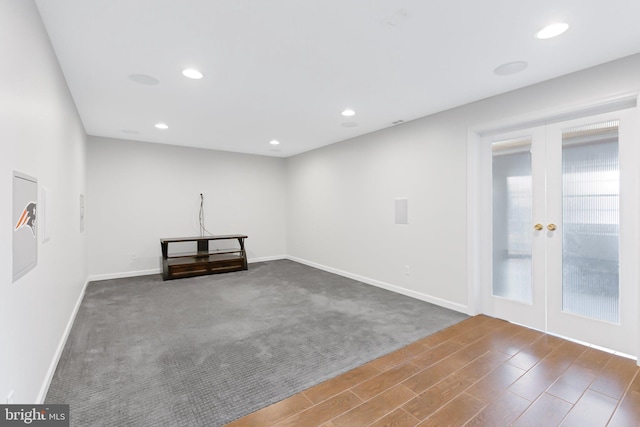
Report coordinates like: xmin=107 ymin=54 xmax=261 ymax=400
xmin=160 ymin=235 xmax=248 ymax=280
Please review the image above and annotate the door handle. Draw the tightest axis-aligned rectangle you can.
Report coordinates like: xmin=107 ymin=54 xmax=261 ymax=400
xmin=534 ymin=224 xmax=543 ymax=231
xmin=547 ymin=224 xmax=557 ymax=231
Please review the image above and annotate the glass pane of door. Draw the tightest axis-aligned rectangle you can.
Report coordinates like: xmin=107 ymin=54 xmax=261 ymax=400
xmin=492 ymin=138 xmax=533 ymax=303
xmin=562 ymin=121 xmax=619 ymax=322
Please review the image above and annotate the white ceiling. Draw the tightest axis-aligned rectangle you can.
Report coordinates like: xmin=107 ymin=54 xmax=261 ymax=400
xmin=35 ymin=0 xmax=640 ymax=158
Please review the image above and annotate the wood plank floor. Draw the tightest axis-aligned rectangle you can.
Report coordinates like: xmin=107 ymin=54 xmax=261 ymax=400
xmin=225 ymin=315 xmax=640 ymax=427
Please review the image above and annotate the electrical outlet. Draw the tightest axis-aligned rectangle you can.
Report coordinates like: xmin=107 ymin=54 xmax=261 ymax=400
xmin=404 ymin=265 xmax=410 ymax=275
xmin=7 ymin=389 xmax=14 ymax=404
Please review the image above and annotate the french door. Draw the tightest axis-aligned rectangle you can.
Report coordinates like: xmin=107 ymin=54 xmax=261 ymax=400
xmin=481 ymin=109 xmax=638 ymax=355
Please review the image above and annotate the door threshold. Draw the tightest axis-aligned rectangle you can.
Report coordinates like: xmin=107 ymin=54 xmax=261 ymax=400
xmin=506 ymin=319 xmax=637 ymax=362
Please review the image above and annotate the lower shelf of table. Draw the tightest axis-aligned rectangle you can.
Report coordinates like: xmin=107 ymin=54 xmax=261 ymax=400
xmin=162 ymin=253 xmax=247 ymax=280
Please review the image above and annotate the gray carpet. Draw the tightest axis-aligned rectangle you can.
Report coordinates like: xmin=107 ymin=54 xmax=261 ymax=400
xmin=46 ymin=259 xmax=468 ymax=426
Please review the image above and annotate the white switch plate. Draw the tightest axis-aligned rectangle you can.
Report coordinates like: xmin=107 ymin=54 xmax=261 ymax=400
xmin=7 ymin=389 xmax=14 ymax=404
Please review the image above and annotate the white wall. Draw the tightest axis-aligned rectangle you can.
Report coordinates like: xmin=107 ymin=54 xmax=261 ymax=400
xmin=286 ymin=54 xmax=640 ymax=312
xmin=87 ymin=137 xmax=286 ymax=278
xmin=0 ymin=0 xmax=88 ymax=403
xmin=286 ymin=115 xmax=469 ymax=311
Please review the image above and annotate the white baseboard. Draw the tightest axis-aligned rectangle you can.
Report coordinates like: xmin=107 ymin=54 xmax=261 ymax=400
xmin=248 ymin=255 xmax=287 ymax=263
xmin=83 ymin=255 xmax=468 ymax=314
xmin=87 ymin=257 xmax=287 ymax=282
xmin=88 ymin=268 xmax=161 ymax=282
xmin=37 ymin=278 xmax=90 ymax=403
xmin=286 ymin=255 xmax=469 ymax=314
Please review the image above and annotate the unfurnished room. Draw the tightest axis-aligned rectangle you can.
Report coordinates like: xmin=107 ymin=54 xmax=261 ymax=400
xmin=2 ymin=1 xmax=640 ymax=426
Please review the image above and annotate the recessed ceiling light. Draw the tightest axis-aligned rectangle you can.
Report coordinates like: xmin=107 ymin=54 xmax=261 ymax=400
xmin=155 ymin=123 xmax=169 ymax=130
xmin=128 ymin=74 xmax=160 ymax=85
xmin=182 ymin=69 xmax=204 ymax=79
xmin=341 ymin=109 xmax=355 ymax=117
xmin=493 ymin=61 xmax=528 ymax=76
xmin=536 ymin=23 xmax=569 ymax=39
xmin=270 ymin=140 xmax=280 ymax=145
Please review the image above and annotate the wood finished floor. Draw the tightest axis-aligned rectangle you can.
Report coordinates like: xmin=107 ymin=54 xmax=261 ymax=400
xmin=225 ymin=315 xmax=640 ymax=427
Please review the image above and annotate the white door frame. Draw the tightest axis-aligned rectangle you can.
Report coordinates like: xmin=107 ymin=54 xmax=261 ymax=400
xmin=466 ymin=93 xmax=640 ymax=361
